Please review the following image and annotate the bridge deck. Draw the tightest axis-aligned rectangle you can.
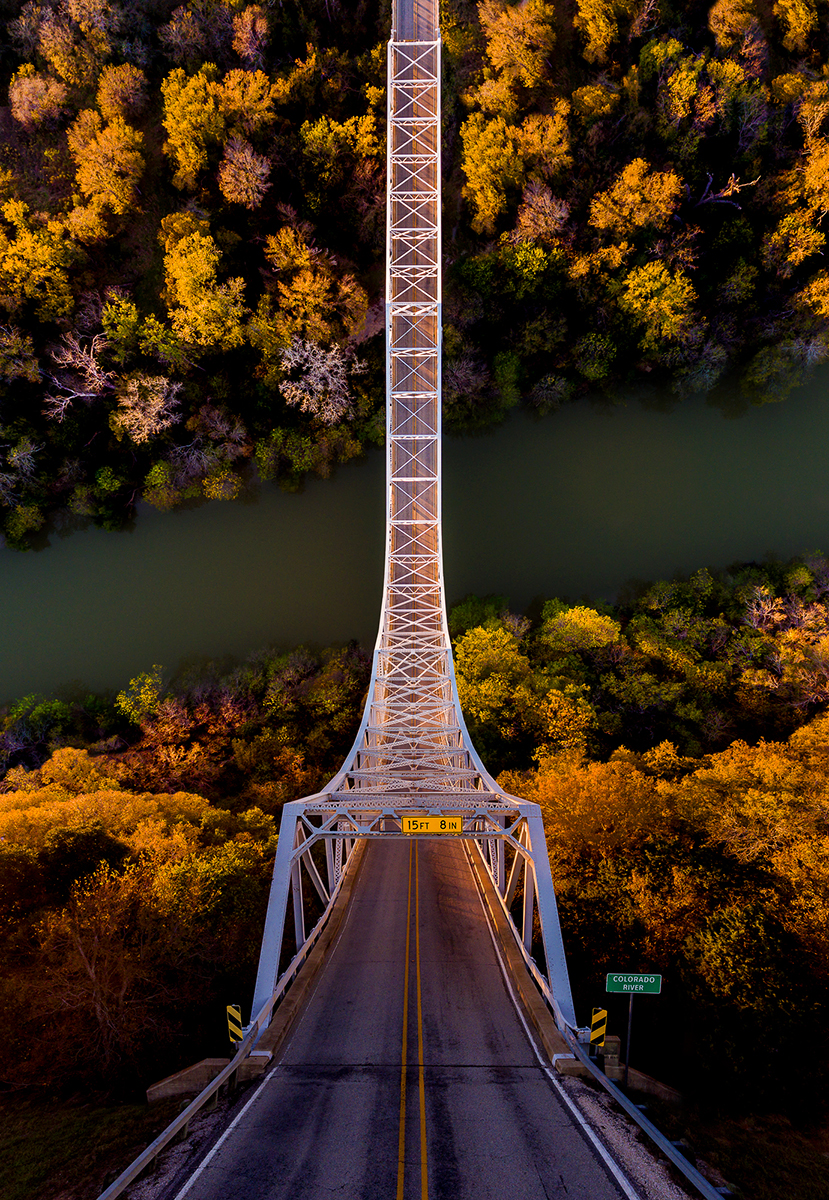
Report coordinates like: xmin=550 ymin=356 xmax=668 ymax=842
xmin=171 ymin=842 xmax=621 ymax=1200
xmin=250 ymin=0 xmax=576 ymax=1065
xmin=393 ymin=0 xmax=438 ymax=41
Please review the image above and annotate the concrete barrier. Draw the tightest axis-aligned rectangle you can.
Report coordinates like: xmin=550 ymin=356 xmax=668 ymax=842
xmin=146 ymin=1052 xmax=272 ymax=1103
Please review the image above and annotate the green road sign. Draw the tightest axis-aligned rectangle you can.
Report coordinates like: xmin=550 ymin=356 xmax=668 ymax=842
xmin=606 ymin=973 xmax=662 ymax=994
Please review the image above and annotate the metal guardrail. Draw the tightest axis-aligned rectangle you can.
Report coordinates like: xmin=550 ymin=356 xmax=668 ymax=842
xmin=467 ymin=839 xmax=733 ymax=1200
xmin=563 ymin=1043 xmax=734 ymax=1200
xmin=95 ymin=847 xmax=360 ymax=1200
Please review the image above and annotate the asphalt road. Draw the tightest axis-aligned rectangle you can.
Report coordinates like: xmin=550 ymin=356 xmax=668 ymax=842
xmin=172 ymin=839 xmax=626 ymax=1200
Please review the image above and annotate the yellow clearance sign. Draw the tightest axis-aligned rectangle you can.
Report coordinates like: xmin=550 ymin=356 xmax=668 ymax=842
xmin=401 ymin=815 xmax=463 ymax=834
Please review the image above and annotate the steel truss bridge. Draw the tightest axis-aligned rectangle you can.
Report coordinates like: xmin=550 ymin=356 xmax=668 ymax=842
xmin=98 ymin=4 xmax=737 ymax=1197
xmin=251 ymin=0 xmax=579 ymax=1038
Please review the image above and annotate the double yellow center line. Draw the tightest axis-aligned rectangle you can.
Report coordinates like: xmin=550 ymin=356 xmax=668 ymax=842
xmin=396 ymin=840 xmax=428 ymax=1200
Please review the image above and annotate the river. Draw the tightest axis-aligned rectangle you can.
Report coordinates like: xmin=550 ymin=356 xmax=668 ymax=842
xmin=1 ymin=369 xmax=828 ymax=703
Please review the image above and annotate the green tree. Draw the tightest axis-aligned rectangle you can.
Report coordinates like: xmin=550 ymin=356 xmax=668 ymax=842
xmin=0 ymin=325 xmax=39 ymax=384
xmin=741 ymin=339 xmax=820 ymax=404
xmin=573 ymin=333 xmax=617 ymax=381
xmin=4 ymin=503 xmax=46 ymax=548
xmin=454 ymin=625 xmax=546 ymax=763
xmin=540 ymin=603 xmax=622 ymax=656
xmin=115 ymin=665 xmax=164 ymax=724
xmin=101 ymin=297 xmax=187 ymax=371
xmin=299 ymin=113 xmax=382 ymax=207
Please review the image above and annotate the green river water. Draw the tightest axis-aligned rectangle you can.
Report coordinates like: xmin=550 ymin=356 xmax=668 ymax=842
xmin=1 ymin=369 xmax=828 ymax=704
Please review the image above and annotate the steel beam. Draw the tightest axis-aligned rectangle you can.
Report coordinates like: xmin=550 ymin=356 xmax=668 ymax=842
xmin=252 ymin=1 xmax=580 ymax=1040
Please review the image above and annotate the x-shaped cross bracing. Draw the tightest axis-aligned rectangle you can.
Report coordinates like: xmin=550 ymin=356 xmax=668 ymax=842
xmin=252 ymin=18 xmax=580 ymax=1044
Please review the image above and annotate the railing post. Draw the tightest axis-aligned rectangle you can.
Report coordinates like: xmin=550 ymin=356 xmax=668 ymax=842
xmin=291 ymin=857 xmax=305 ymax=951
xmin=251 ymin=801 xmax=303 ymax=1019
xmin=526 ymin=806 xmax=578 ymax=1030
xmin=325 ymin=833 xmax=335 ymax=893
xmin=334 ymin=822 xmax=344 ymax=884
xmin=522 ymin=855 xmax=535 ymax=952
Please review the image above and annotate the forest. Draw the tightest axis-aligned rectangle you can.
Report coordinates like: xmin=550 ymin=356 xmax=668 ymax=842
xmin=0 ymin=0 xmax=828 ymax=546
xmin=2 ymin=552 xmax=829 ymax=1130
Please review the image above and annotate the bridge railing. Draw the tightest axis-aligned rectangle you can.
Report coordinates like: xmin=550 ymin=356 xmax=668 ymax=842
xmin=465 ymin=806 xmax=585 ymax=1036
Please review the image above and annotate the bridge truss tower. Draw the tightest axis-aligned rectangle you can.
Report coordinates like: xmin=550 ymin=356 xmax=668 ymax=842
xmin=252 ymin=0 xmax=580 ymax=1037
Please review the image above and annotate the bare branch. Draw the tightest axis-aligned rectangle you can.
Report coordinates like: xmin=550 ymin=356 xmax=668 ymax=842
xmin=280 ymin=337 xmax=363 ymax=425
xmin=112 ymin=376 xmax=183 ymax=445
xmin=694 ymin=173 xmax=761 ymax=210
xmin=43 ymin=332 xmax=115 ymax=420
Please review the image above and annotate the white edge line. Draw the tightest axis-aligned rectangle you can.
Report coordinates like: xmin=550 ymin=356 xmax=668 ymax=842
xmin=172 ymin=862 xmax=364 ymax=1200
xmin=465 ymin=844 xmax=642 ymax=1200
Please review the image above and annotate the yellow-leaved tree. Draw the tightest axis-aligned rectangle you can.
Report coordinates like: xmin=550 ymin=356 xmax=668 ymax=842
xmin=161 ymin=215 xmax=247 ymax=351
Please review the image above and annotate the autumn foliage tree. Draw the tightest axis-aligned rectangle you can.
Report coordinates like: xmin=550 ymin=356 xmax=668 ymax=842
xmin=0 ymin=0 xmax=826 ymax=542
xmin=67 ymin=109 xmax=144 ymax=217
xmin=161 ymin=215 xmax=247 ymax=351
xmin=217 ymin=135 xmax=271 ymax=209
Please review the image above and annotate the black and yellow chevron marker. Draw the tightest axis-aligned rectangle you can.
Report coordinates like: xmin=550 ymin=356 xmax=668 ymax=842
xmin=591 ymin=1007 xmax=607 ymax=1047
xmin=227 ymin=1004 xmax=243 ymax=1044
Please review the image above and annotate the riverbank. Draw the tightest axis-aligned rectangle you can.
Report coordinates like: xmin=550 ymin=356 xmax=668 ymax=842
xmin=2 ymin=367 xmax=829 ymax=704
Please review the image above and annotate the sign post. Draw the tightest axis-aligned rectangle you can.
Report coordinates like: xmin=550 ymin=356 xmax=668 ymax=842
xmin=605 ymin=974 xmax=662 ymax=1090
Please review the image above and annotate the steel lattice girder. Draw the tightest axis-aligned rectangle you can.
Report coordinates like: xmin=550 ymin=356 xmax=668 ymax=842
xmin=251 ymin=798 xmax=579 ymax=1032
xmin=251 ymin=21 xmax=581 ymax=1042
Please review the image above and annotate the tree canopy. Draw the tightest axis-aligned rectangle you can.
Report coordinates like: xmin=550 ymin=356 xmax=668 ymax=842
xmin=0 ymin=0 xmax=827 ymax=544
